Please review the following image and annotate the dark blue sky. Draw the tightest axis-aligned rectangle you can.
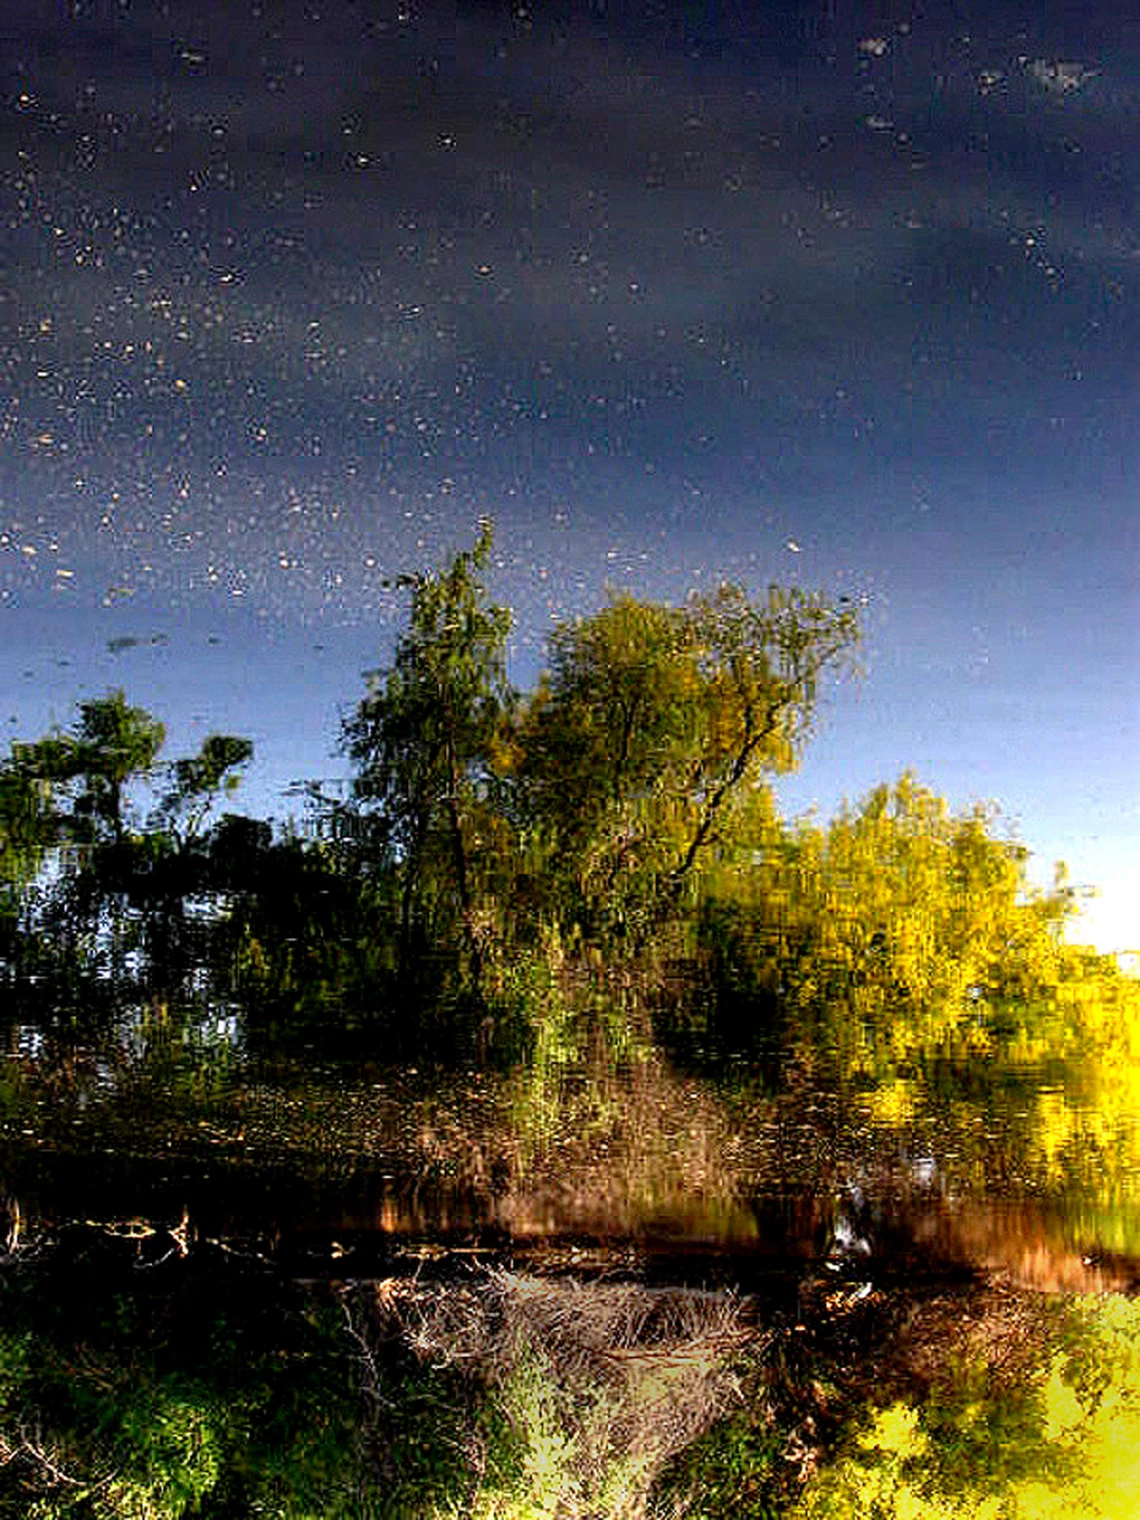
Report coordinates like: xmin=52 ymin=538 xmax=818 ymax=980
xmin=1 ymin=0 xmax=1137 ymax=949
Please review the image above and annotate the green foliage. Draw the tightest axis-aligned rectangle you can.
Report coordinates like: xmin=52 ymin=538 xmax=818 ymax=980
xmin=515 ymin=582 xmax=859 ymax=948
xmin=0 ymin=695 xmax=260 ymax=1000
xmin=0 ymin=764 xmax=58 ymax=894
xmin=157 ymin=734 xmax=254 ymax=845
xmin=343 ymin=520 xmax=515 ymax=1005
xmin=679 ymin=773 xmax=1090 ymax=1075
xmin=44 ymin=690 xmax=167 ymax=848
xmin=1 ymin=529 xmax=1133 ymax=1080
xmin=788 ymin=1296 xmax=1140 ymax=1519
xmin=365 ymin=1353 xmax=480 ymax=1519
xmin=0 ymin=1233 xmax=368 ymax=1519
xmin=652 ymin=1407 xmax=786 ymax=1518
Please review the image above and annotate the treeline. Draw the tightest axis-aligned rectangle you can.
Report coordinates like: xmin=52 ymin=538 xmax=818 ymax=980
xmin=0 ymin=526 xmax=1126 ymax=1064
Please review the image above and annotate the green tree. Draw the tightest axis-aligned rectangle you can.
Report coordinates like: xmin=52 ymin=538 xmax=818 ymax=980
xmin=2 ymin=698 xmax=255 ymax=996
xmin=119 ymin=734 xmax=258 ymax=986
xmin=798 ymin=775 xmax=1079 ymax=1049
xmin=0 ymin=1230 xmax=370 ymax=1518
xmin=0 ymin=766 xmax=57 ymax=891
xmin=687 ymin=773 xmax=1088 ymax=1073
xmin=156 ymin=733 xmax=254 ymax=848
xmin=517 ymin=583 xmax=860 ymax=946
xmin=343 ymin=522 xmax=515 ymax=1009
xmin=64 ymin=689 xmax=166 ymax=848
xmin=0 ymin=693 xmax=165 ymax=980
xmin=0 ymin=762 xmax=61 ymax=977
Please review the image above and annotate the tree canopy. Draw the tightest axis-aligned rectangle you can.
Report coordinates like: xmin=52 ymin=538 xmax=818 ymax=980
xmin=0 ymin=526 xmax=1130 ymax=1074
xmin=341 ymin=520 xmax=514 ymax=1000
xmin=515 ymin=581 xmax=860 ymax=940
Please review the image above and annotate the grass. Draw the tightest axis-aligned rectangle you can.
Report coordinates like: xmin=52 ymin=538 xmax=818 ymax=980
xmin=365 ymin=1267 xmax=756 ymax=1520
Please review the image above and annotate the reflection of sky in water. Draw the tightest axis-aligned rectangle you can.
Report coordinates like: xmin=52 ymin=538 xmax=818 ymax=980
xmin=0 ymin=1 xmax=1137 ymax=950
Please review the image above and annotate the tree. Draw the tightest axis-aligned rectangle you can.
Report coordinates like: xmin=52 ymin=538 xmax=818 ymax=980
xmin=686 ymin=773 xmax=1090 ymax=1072
xmin=0 ymin=760 xmax=61 ymax=975
xmin=0 ymin=693 xmax=166 ymax=978
xmin=1 ymin=697 xmax=255 ymax=993
xmin=801 ymin=775 xmax=1080 ymax=1040
xmin=65 ymin=690 xmax=167 ymax=848
xmin=156 ymin=734 xmax=255 ymax=848
xmin=119 ymin=734 xmax=258 ymax=984
xmin=516 ymin=583 xmax=861 ymax=944
xmin=0 ymin=763 xmax=58 ymax=896
xmin=343 ymin=522 xmax=515 ymax=1005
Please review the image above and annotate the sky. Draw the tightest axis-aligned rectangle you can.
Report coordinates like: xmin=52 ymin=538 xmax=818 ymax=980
xmin=0 ymin=0 xmax=1136 ymax=952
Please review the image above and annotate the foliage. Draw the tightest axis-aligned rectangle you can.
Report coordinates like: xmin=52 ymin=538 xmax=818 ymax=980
xmin=0 ymin=527 xmax=1134 ymax=1085
xmin=672 ymin=773 xmax=1092 ymax=1076
xmin=342 ymin=519 xmax=515 ymax=1006
xmin=7 ymin=1234 xmax=1140 ymax=1519
xmin=3 ymin=529 xmax=1140 ymax=1520
xmin=366 ymin=1267 xmax=747 ymax=1520
xmin=361 ymin=1349 xmax=475 ymax=1519
xmin=0 ymin=1231 xmax=369 ymax=1518
xmin=515 ymin=583 xmax=859 ymax=947
xmin=651 ymin=1405 xmax=786 ymax=1518
xmin=0 ymin=693 xmax=254 ymax=995
xmin=0 ymin=764 xmax=57 ymax=896
xmin=156 ymin=734 xmax=254 ymax=847
xmin=41 ymin=689 xmax=166 ymax=849
xmin=788 ymin=1293 xmax=1140 ymax=1519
